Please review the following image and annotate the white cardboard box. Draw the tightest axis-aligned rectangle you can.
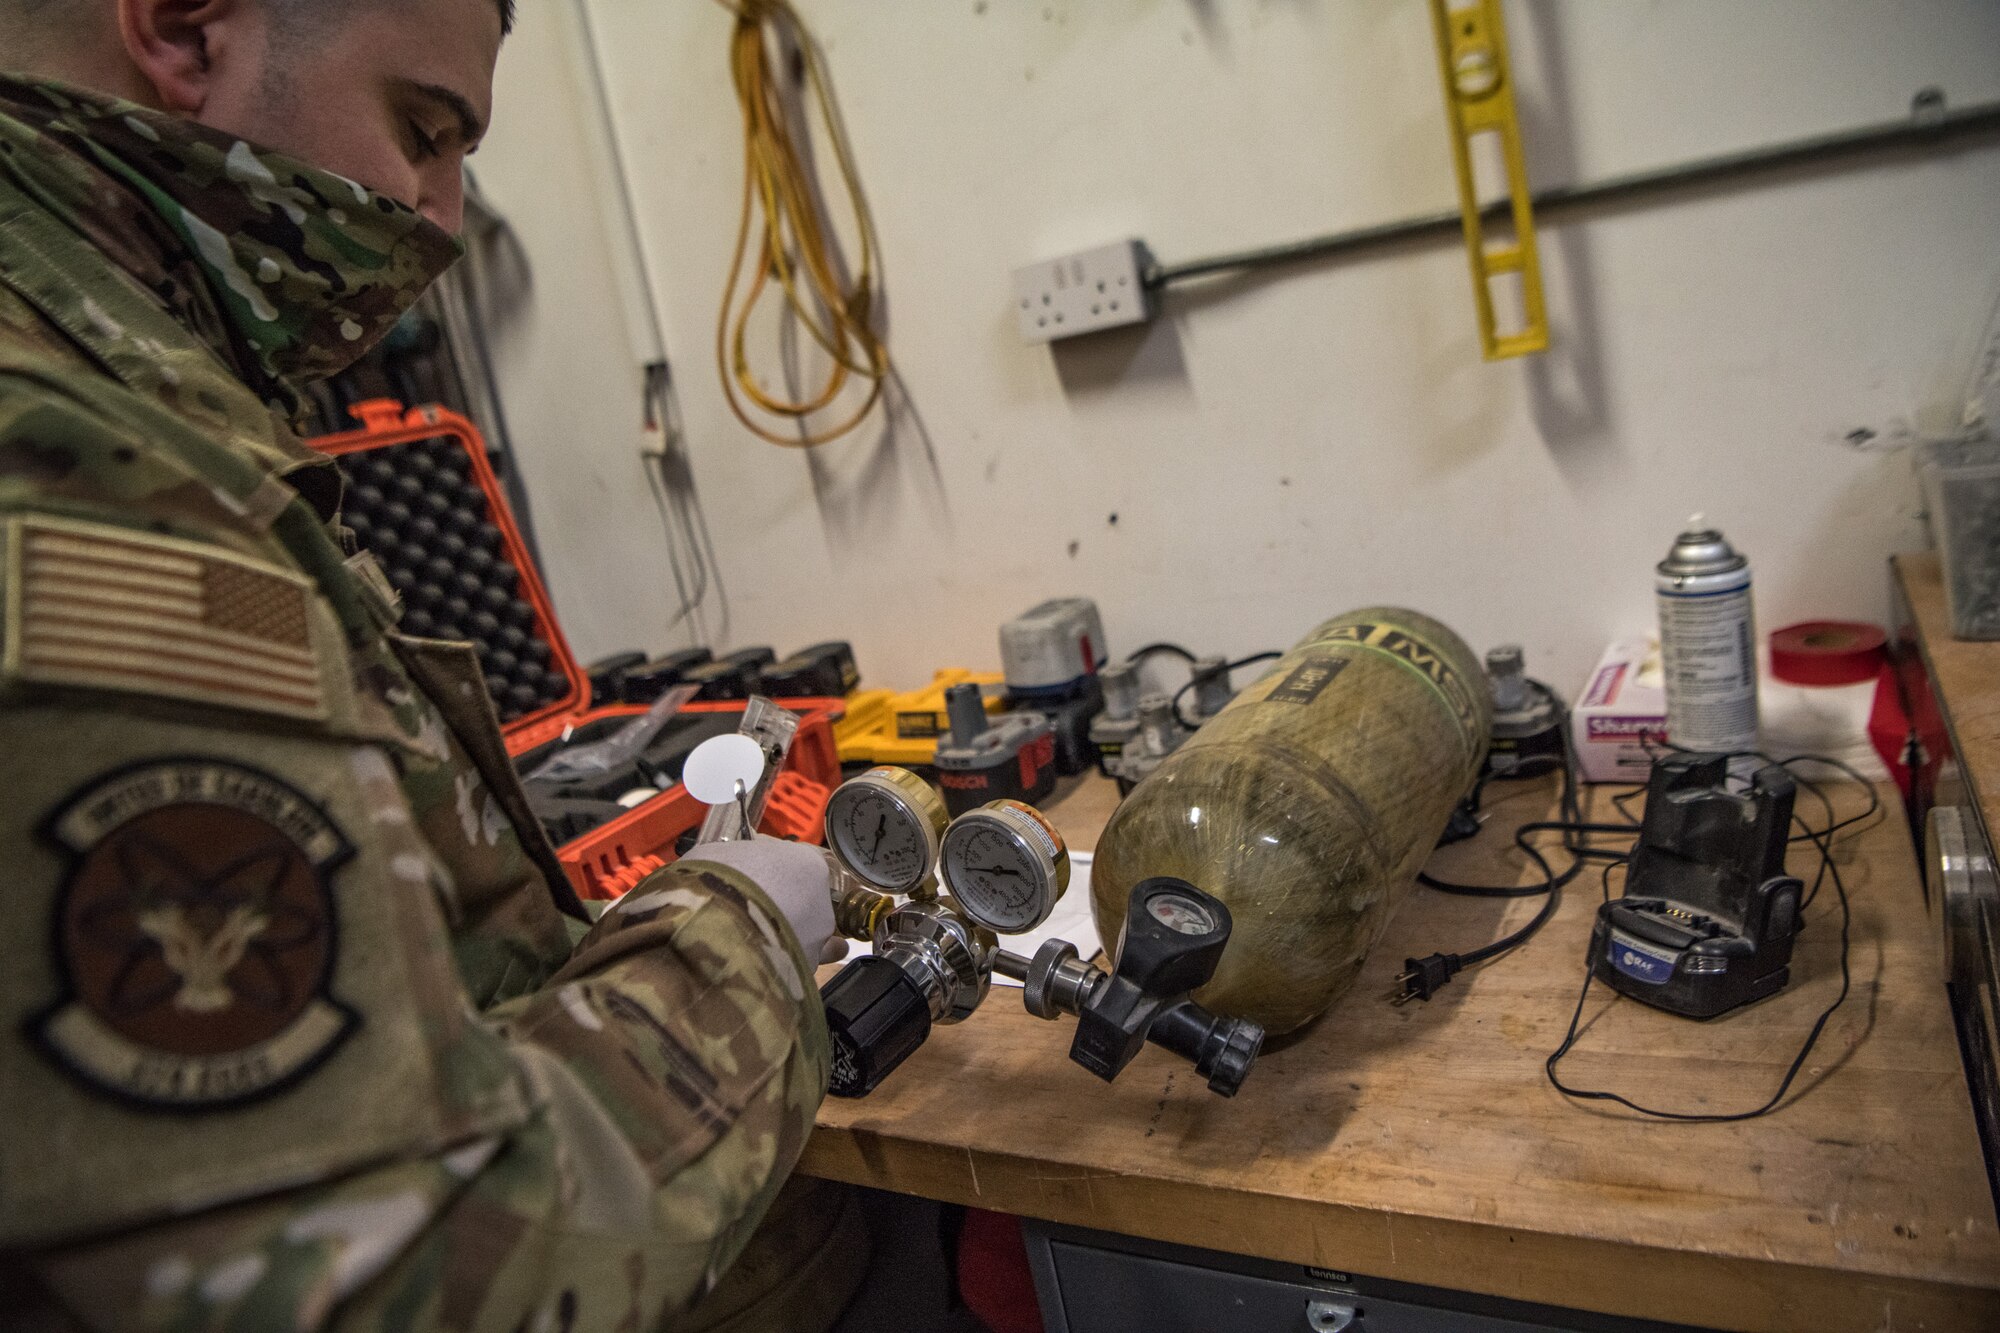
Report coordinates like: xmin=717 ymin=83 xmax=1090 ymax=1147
xmin=1573 ymin=637 xmax=1668 ymax=783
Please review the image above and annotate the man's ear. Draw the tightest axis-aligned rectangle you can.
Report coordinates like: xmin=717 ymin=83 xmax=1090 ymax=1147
xmin=116 ymin=0 xmax=248 ymax=115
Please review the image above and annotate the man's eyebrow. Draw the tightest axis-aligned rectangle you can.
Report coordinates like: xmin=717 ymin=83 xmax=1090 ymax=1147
xmin=401 ymin=80 xmax=487 ymax=149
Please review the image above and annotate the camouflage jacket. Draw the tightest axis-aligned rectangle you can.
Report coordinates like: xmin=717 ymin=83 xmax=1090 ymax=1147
xmin=0 ymin=76 xmax=828 ymax=1332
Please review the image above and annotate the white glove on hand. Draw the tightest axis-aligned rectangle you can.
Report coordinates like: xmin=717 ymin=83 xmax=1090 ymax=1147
xmin=681 ymin=837 xmax=845 ymax=966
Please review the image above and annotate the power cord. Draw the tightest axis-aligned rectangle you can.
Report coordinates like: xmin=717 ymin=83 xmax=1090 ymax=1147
xmin=1395 ymin=681 xmax=1639 ymax=1003
xmin=716 ymin=0 xmax=890 ymax=447
xmin=641 ymin=365 xmax=713 ymax=640
xmin=1393 ymin=827 xmax=1569 ymax=1003
xmin=1542 ymin=751 xmax=1871 ymax=1122
xmin=1125 ymin=642 xmax=1196 ymax=664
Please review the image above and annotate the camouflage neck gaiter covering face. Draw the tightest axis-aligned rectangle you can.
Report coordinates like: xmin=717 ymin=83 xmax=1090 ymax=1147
xmin=0 ymin=74 xmax=461 ymax=415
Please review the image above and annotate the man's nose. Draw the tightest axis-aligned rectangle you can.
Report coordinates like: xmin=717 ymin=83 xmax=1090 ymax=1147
xmin=421 ymin=173 xmax=465 ymax=236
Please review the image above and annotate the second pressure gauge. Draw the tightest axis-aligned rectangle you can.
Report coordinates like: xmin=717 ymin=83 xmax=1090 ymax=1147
xmin=824 ymin=766 xmax=948 ymax=895
xmin=939 ymin=800 xmax=1070 ymax=935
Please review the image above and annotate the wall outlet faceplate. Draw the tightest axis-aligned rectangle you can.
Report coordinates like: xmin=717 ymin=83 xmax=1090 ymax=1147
xmin=1013 ymin=240 xmax=1154 ymax=344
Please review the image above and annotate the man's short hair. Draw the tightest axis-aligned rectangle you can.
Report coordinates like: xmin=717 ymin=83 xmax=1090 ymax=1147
xmin=2 ymin=0 xmax=515 ymax=38
xmin=275 ymin=0 xmax=514 ymax=37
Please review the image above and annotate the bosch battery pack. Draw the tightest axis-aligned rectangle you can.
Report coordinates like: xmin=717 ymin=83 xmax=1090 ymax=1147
xmin=933 ymin=683 xmax=1057 ymax=816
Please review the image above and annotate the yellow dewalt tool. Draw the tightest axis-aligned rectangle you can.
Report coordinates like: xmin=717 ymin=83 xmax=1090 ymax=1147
xmin=1429 ymin=0 xmax=1548 ymax=359
xmin=832 ymin=669 xmax=1006 ymax=769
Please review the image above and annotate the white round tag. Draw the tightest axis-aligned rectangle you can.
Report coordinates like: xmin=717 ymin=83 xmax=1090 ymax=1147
xmin=682 ymin=733 xmax=766 ymax=805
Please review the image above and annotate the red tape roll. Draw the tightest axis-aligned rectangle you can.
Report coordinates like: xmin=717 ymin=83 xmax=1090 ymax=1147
xmin=1769 ymin=620 xmax=1887 ymax=686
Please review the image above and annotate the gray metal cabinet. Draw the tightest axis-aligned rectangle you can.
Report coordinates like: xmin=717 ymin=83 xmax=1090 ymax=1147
xmin=1023 ymin=1222 xmax=1708 ymax=1333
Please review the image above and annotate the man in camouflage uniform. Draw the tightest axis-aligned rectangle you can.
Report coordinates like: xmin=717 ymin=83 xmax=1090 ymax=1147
xmin=0 ymin=1 xmax=855 ymax=1328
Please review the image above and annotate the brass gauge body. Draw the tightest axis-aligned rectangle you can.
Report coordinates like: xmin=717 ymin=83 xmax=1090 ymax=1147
xmin=824 ymin=766 xmax=948 ymax=896
xmin=939 ymin=799 xmax=1070 ymax=935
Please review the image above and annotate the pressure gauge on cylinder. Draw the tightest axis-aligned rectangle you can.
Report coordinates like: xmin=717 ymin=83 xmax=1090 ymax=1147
xmin=939 ymin=800 xmax=1070 ymax=934
xmin=1140 ymin=884 xmax=1223 ymax=940
xmin=824 ymin=766 xmax=949 ymax=895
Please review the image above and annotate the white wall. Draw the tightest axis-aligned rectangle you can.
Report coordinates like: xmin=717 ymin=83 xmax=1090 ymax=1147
xmin=475 ymin=0 xmax=2000 ymax=698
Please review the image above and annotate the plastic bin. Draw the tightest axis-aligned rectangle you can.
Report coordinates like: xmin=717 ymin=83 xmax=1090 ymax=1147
xmin=1919 ymin=435 xmax=2000 ymax=640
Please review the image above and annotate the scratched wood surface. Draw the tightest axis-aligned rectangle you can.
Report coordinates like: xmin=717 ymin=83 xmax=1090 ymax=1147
xmin=803 ymin=771 xmax=2000 ymax=1331
xmin=1898 ymin=552 xmax=2000 ymax=854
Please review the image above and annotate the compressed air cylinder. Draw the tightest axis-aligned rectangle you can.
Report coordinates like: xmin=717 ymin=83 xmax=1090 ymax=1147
xmin=1091 ymin=608 xmax=1491 ymax=1034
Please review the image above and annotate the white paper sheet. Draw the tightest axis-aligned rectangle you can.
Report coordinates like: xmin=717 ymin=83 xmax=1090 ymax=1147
xmin=990 ymin=851 xmax=1103 ymax=986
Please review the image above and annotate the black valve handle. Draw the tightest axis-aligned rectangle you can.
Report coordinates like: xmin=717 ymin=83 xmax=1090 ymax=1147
xmin=1068 ymin=878 xmax=1265 ymax=1096
xmin=1145 ymin=999 xmax=1263 ymax=1097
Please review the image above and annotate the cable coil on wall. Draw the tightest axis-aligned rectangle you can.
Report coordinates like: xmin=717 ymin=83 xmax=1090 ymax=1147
xmin=717 ymin=0 xmax=891 ymax=447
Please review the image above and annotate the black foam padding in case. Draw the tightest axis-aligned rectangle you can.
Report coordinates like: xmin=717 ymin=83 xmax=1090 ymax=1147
xmin=334 ymin=435 xmax=570 ymax=725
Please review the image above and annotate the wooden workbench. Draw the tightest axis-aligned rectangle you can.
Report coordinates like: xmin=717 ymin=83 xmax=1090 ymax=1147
xmin=803 ymin=772 xmax=2000 ymax=1331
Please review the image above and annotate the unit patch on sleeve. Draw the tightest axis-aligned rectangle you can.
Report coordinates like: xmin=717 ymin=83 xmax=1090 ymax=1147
xmin=32 ymin=759 xmax=359 ymax=1110
xmin=2 ymin=516 xmax=328 ymax=721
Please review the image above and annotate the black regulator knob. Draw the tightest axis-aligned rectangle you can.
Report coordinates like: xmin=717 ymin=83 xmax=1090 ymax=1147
xmin=1144 ymin=998 xmax=1264 ymax=1097
xmin=820 ymin=955 xmax=932 ymax=1098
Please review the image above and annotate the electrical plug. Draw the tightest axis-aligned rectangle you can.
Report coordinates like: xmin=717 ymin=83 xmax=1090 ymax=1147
xmin=1389 ymin=952 xmax=1463 ymax=1005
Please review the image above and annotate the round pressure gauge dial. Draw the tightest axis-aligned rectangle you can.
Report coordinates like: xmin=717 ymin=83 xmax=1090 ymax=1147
xmin=938 ymin=800 xmax=1070 ymax=935
xmin=1143 ymin=887 xmax=1220 ymax=938
xmin=824 ymin=766 xmax=948 ymax=895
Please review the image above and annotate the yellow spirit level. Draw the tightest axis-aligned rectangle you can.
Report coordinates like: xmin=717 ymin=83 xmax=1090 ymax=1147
xmin=1430 ymin=0 xmax=1549 ymax=359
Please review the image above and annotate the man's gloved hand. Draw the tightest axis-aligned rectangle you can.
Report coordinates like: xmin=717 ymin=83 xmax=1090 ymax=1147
xmin=681 ymin=837 xmax=846 ymax=965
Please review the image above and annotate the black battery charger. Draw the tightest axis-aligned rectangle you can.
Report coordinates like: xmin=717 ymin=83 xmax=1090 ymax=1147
xmin=1589 ymin=753 xmax=1804 ymax=1019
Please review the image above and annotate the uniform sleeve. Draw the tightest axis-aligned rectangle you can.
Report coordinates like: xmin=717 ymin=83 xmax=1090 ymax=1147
xmin=335 ymin=858 xmax=832 ymax=1330
xmin=473 ymin=860 xmax=833 ymax=1317
xmin=0 ymin=391 xmax=829 ymax=1329
xmin=9 ymin=697 xmax=830 ymax=1333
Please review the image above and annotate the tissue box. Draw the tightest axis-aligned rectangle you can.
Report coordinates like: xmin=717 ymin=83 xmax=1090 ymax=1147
xmin=1573 ymin=638 xmax=1668 ymax=783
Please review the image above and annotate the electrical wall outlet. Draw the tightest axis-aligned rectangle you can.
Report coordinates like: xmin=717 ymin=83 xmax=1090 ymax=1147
xmin=1012 ymin=240 xmax=1154 ymax=344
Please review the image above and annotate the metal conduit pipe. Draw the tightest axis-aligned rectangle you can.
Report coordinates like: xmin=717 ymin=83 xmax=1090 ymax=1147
xmin=1147 ymin=90 xmax=2000 ymax=289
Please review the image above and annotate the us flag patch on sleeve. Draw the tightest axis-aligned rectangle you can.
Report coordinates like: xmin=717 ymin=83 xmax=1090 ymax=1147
xmin=2 ymin=517 xmax=327 ymax=721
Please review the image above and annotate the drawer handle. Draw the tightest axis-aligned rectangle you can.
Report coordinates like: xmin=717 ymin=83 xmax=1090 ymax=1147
xmin=1306 ymin=1299 xmax=1358 ymax=1332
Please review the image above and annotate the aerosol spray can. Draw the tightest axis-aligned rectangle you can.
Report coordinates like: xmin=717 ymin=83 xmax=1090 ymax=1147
xmin=1655 ymin=516 xmax=1758 ymax=754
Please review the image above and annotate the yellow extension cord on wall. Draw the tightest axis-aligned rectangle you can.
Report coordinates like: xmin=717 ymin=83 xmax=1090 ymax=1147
xmin=717 ymin=0 xmax=890 ymax=447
